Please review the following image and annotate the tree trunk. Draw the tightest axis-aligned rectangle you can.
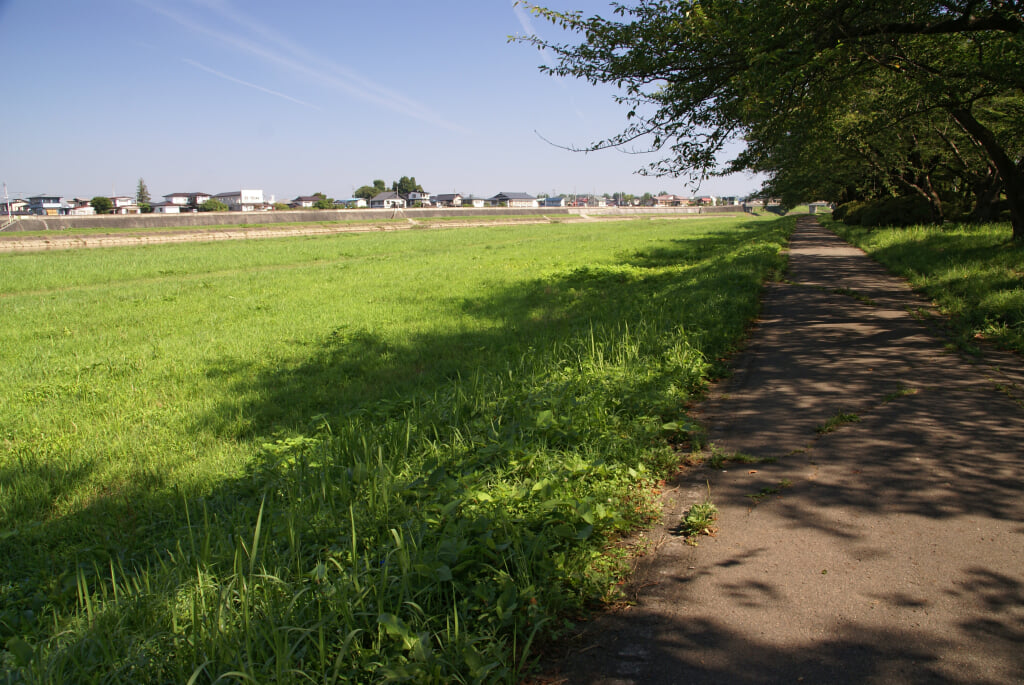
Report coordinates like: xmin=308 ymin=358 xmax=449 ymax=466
xmin=950 ymin=107 xmax=1024 ymax=240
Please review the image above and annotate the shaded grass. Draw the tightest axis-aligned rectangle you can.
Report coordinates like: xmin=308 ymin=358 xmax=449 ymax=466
xmin=0 ymin=215 xmax=792 ymax=682
xmin=827 ymin=219 xmax=1024 ymax=354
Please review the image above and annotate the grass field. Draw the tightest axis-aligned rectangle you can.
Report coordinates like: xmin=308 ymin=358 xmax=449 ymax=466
xmin=827 ymin=219 xmax=1024 ymax=355
xmin=1 ymin=215 xmax=792 ymax=682
xmin=0 ymin=218 xmax=410 ymax=239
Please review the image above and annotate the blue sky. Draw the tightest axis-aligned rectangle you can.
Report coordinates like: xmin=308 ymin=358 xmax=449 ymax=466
xmin=0 ymin=1 xmax=762 ymax=202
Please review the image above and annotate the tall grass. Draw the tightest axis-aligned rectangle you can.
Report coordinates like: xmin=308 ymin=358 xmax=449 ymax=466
xmin=828 ymin=219 xmax=1024 ymax=354
xmin=1 ymin=216 xmax=792 ymax=682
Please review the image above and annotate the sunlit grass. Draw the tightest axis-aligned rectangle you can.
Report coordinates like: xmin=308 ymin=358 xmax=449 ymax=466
xmin=0 ymin=215 xmax=791 ymax=682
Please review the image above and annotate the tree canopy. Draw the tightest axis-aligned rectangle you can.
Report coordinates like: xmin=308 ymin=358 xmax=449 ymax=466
xmin=354 ymin=179 xmax=388 ymax=200
xmin=90 ymin=196 xmax=112 ymax=214
xmin=517 ymin=0 xmax=1024 ymax=238
xmin=312 ymin=191 xmax=336 ymax=209
xmin=391 ymin=176 xmax=424 ymax=195
xmin=354 ymin=177 xmax=425 ymax=199
xmin=199 ymin=198 xmax=229 ymax=212
xmin=136 ymin=178 xmax=151 ymax=205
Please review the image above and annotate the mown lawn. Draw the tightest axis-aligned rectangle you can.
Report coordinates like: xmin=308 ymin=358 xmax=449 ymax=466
xmin=1 ymin=215 xmax=791 ymax=683
xmin=827 ymin=219 xmax=1024 ymax=355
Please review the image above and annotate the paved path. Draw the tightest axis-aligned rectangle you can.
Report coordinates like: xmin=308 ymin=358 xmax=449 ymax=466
xmin=549 ymin=217 xmax=1024 ymax=684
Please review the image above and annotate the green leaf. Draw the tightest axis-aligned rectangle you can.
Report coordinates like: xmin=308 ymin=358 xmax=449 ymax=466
xmin=535 ymin=409 xmax=557 ymax=430
xmin=6 ymin=637 xmax=33 ymax=667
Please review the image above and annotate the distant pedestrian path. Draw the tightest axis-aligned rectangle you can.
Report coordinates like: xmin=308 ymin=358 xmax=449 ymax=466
xmin=550 ymin=215 xmax=1024 ymax=684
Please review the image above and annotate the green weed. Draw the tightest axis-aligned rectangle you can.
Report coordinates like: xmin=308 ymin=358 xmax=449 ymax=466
xmin=746 ymin=479 xmax=793 ymax=505
xmin=831 ymin=287 xmax=878 ymax=306
xmin=704 ymin=446 xmax=775 ymax=470
xmin=677 ymin=484 xmax=718 ymax=543
xmin=816 ymin=412 xmax=862 ymax=433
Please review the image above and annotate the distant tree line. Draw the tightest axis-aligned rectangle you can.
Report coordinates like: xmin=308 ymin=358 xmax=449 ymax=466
xmin=353 ymin=176 xmax=425 ymax=200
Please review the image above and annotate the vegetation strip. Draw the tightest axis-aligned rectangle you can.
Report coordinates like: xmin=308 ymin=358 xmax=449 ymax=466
xmin=0 ymin=215 xmax=791 ymax=682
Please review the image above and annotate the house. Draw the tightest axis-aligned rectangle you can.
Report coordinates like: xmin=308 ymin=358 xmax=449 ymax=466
xmin=651 ymin=194 xmax=685 ymax=207
xmin=339 ymin=197 xmax=367 ymax=208
xmin=488 ymin=192 xmax=538 ymax=208
xmin=1 ymin=198 xmax=30 ymax=215
xmin=151 ymin=201 xmax=181 ymax=214
xmin=214 ymin=189 xmax=264 ymax=212
xmin=66 ymin=201 xmax=96 ymax=216
xmin=163 ymin=192 xmax=192 ymax=206
xmin=433 ymin=193 xmax=463 ymax=207
xmin=462 ymin=195 xmax=486 ymax=208
xmin=28 ymin=195 xmax=66 ymax=215
xmin=110 ymin=196 xmax=141 ymax=214
xmin=542 ymin=196 xmax=566 ymax=208
xmin=370 ymin=191 xmax=406 ymax=209
xmin=406 ymin=191 xmax=432 ymax=207
xmin=290 ymin=195 xmax=319 ymax=208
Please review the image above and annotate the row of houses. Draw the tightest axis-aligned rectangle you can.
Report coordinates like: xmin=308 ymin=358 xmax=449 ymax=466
xmin=150 ymin=190 xmax=269 ymax=213
xmin=1 ymin=190 xmax=273 ymax=216
xmin=1 ymin=194 xmax=146 ymax=216
xmin=3 ymin=188 xmax=751 ymax=218
xmin=366 ymin=191 xmax=545 ymax=209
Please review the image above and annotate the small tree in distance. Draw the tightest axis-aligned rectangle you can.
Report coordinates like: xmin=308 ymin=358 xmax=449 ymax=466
xmin=136 ymin=178 xmax=151 ymax=205
xmin=313 ymin=192 xmax=336 ymax=209
xmin=90 ymin=196 xmax=112 ymax=214
xmin=199 ymin=198 xmax=229 ymax=212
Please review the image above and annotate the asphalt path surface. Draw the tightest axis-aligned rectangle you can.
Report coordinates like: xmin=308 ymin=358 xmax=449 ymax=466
xmin=547 ymin=216 xmax=1024 ymax=684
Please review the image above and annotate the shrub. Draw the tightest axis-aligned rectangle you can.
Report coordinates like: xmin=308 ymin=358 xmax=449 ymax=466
xmin=837 ymin=201 xmax=868 ymax=225
xmin=859 ymin=195 xmax=934 ymax=227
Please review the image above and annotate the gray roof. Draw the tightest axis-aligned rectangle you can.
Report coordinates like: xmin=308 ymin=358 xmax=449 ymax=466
xmin=488 ymin=191 xmax=536 ymax=201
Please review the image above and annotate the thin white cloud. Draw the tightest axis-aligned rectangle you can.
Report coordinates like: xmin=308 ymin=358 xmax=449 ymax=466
xmin=512 ymin=2 xmax=587 ymax=127
xmin=182 ymin=58 xmax=321 ymax=110
xmin=512 ymin=1 xmax=557 ymax=71
xmin=132 ymin=0 xmax=467 ymax=133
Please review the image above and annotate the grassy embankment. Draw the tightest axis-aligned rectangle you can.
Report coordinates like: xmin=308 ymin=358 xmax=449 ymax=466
xmin=827 ymin=219 xmax=1024 ymax=354
xmin=1 ymin=215 xmax=791 ymax=682
xmin=0 ymin=218 xmax=409 ymax=240
xmin=0 ymin=214 xmax=565 ymax=240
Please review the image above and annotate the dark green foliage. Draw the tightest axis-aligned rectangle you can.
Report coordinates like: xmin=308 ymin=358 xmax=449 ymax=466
xmin=89 ymin=196 xmax=112 ymax=214
xmin=391 ymin=176 xmax=424 ymax=195
xmin=855 ymin=196 xmax=935 ymax=228
xmin=518 ymin=1 xmax=1024 ymax=238
xmin=135 ymin=178 xmax=151 ymax=206
xmin=199 ymin=198 xmax=229 ymax=212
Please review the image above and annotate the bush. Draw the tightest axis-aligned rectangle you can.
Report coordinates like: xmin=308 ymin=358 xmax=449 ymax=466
xmin=836 ymin=201 xmax=867 ymax=224
xmin=199 ymin=198 xmax=229 ymax=212
xmin=858 ymin=195 xmax=934 ymax=227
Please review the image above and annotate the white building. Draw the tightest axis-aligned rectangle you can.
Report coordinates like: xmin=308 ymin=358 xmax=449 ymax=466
xmin=214 ymin=189 xmax=264 ymax=212
xmin=370 ymin=191 xmax=406 ymax=209
xmin=151 ymin=201 xmax=181 ymax=214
